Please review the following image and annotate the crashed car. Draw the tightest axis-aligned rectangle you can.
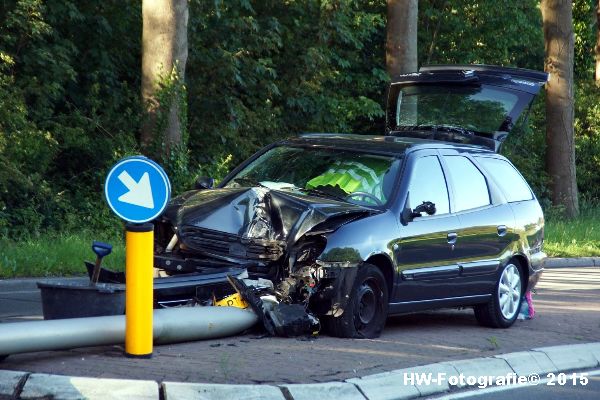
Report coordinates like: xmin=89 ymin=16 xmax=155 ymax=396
xmin=153 ymin=65 xmax=548 ymax=338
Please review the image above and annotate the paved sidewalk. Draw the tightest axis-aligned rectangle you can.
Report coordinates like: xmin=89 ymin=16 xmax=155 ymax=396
xmin=2 ymin=343 xmax=600 ymax=399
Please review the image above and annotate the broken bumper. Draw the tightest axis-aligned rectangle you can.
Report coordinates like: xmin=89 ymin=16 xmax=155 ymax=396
xmin=85 ymin=261 xmax=245 ymax=306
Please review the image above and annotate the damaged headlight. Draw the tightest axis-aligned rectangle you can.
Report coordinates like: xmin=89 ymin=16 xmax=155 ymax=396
xmin=289 ymin=236 xmax=327 ymax=272
xmin=314 ymin=260 xmax=359 ymax=279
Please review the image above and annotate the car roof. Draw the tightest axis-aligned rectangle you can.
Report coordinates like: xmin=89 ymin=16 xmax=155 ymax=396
xmin=284 ymin=133 xmax=496 ymax=156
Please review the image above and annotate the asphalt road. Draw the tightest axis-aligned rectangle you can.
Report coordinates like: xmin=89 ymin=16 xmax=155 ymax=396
xmin=1 ymin=267 xmax=599 ymax=384
xmin=433 ymin=370 xmax=600 ymax=400
xmin=0 ymin=278 xmax=43 ymax=321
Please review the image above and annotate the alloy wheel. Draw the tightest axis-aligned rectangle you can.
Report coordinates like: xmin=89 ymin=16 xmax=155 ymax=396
xmin=498 ymin=264 xmax=521 ymax=320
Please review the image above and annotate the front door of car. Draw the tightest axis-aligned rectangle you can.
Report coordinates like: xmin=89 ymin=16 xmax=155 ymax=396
xmin=392 ymin=153 xmax=463 ymax=303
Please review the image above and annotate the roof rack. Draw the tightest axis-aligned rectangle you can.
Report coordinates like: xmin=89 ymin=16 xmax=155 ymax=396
xmin=387 ymin=129 xmax=505 ymax=152
xmin=419 ymin=64 xmax=549 ymax=83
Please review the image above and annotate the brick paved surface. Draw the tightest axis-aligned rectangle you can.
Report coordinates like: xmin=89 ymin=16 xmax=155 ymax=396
xmin=1 ymin=267 xmax=599 ymax=384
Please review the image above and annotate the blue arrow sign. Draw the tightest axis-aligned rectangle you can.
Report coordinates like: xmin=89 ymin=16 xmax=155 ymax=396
xmin=104 ymin=156 xmax=171 ymax=223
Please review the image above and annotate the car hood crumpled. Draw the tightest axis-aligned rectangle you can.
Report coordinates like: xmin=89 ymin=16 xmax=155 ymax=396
xmin=164 ymin=187 xmax=378 ymax=252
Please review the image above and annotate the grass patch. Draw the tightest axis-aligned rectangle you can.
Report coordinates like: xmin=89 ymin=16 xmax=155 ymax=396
xmin=544 ymin=204 xmax=600 ymax=258
xmin=0 ymin=231 xmax=125 ymax=278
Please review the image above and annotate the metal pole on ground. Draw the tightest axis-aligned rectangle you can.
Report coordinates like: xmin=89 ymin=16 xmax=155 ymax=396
xmin=125 ymin=222 xmax=154 ymax=358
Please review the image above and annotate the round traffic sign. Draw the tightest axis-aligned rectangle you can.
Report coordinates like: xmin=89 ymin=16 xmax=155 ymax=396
xmin=104 ymin=156 xmax=171 ymax=223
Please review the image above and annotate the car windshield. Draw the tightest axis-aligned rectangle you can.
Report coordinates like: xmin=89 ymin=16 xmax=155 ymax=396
xmin=395 ymin=84 xmax=519 ymax=133
xmin=224 ymin=146 xmax=401 ymax=206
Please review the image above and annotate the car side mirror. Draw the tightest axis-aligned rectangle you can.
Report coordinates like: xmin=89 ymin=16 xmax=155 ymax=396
xmin=412 ymin=201 xmax=436 ymax=218
xmin=195 ymin=176 xmax=214 ymax=190
xmin=402 ymin=197 xmax=437 ymax=224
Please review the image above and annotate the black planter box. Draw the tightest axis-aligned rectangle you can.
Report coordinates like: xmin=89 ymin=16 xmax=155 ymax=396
xmin=37 ymin=281 xmax=125 ymax=320
xmin=37 ymin=264 xmax=245 ymax=319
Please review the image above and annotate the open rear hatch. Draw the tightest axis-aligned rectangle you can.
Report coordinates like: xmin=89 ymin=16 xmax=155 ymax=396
xmin=385 ymin=64 xmax=548 ymax=151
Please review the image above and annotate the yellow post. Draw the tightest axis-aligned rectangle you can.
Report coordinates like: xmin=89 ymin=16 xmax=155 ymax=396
xmin=125 ymin=223 xmax=154 ymax=358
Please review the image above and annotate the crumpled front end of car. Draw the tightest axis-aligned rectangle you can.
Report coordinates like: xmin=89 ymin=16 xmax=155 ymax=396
xmin=153 ymin=186 xmax=377 ymax=334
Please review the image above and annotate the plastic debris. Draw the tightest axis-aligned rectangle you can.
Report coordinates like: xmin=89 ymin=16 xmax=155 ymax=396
xmin=214 ymin=293 xmax=249 ymax=309
xmin=227 ymin=275 xmax=320 ymax=337
xmin=265 ymin=303 xmax=320 ymax=337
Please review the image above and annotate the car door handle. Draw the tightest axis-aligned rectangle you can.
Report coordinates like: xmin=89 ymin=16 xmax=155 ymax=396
xmin=447 ymin=232 xmax=458 ymax=245
xmin=497 ymin=225 xmax=507 ymax=237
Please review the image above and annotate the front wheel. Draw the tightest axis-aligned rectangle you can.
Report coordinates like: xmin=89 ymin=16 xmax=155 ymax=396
xmin=325 ymin=264 xmax=389 ymax=338
xmin=474 ymin=261 xmax=523 ymax=328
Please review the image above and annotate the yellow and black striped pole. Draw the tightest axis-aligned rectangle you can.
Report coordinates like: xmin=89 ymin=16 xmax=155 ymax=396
xmin=124 ymin=223 xmax=154 ymax=358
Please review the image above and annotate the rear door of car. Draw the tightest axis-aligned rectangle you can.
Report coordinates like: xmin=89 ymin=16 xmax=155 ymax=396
xmin=439 ymin=149 xmax=516 ymax=296
xmin=474 ymin=154 xmax=544 ymax=260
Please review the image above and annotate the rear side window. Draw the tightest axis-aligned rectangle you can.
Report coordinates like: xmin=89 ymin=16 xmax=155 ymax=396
xmin=408 ymin=156 xmax=450 ymax=215
xmin=444 ymin=156 xmax=490 ymax=212
xmin=477 ymin=157 xmax=533 ymax=202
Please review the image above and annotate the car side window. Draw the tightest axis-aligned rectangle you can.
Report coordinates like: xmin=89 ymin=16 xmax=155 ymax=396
xmin=476 ymin=157 xmax=533 ymax=202
xmin=408 ymin=156 xmax=450 ymax=215
xmin=443 ymin=155 xmax=490 ymax=212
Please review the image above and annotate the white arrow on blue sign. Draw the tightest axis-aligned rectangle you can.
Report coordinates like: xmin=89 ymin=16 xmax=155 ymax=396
xmin=104 ymin=156 xmax=171 ymax=223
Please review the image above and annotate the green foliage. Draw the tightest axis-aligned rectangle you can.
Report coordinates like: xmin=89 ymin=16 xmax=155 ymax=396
xmin=187 ymin=0 xmax=387 ymax=167
xmin=0 ymin=0 xmax=140 ymax=238
xmin=202 ymin=154 xmax=235 ymax=185
xmin=1 ymin=0 xmax=600 ymax=247
xmin=150 ymin=65 xmax=191 ymax=193
xmin=1 ymin=0 xmax=390 ymax=239
xmin=419 ymin=0 xmax=543 ymax=69
xmin=574 ymin=81 xmax=600 ymax=201
xmin=573 ymin=0 xmax=597 ymax=78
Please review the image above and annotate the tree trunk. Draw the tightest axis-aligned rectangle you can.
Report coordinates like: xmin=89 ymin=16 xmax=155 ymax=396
xmin=386 ymin=0 xmax=418 ymax=78
xmin=541 ymin=0 xmax=579 ymax=217
xmin=596 ymin=1 xmax=600 ymax=82
xmin=141 ymin=0 xmax=188 ymax=155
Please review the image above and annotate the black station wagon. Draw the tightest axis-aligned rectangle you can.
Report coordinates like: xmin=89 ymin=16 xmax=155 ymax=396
xmin=152 ymin=65 xmax=548 ymax=338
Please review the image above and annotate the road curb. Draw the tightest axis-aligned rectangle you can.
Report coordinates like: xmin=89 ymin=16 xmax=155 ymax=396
xmin=1 ymin=342 xmax=599 ymax=399
xmin=543 ymin=257 xmax=600 ymax=268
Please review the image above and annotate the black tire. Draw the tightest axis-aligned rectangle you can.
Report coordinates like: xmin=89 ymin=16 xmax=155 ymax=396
xmin=326 ymin=264 xmax=389 ymax=338
xmin=474 ymin=260 xmax=524 ymax=328
xmin=0 ymin=355 xmax=7 ymax=362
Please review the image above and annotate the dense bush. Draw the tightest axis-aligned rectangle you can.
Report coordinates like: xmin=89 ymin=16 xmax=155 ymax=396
xmin=1 ymin=0 xmax=599 ymax=238
xmin=0 ymin=0 xmax=140 ymax=237
xmin=186 ymin=0 xmax=387 ymax=165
